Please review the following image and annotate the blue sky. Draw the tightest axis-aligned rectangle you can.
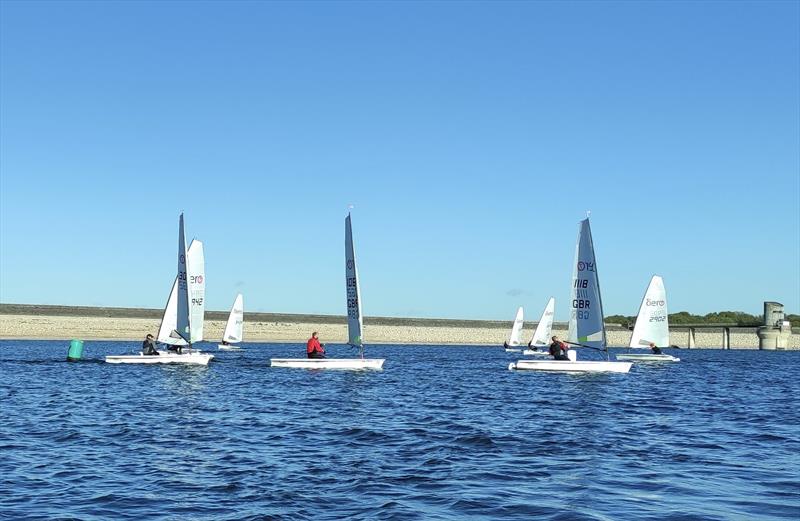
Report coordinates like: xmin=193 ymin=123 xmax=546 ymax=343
xmin=1 ymin=0 xmax=798 ymax=320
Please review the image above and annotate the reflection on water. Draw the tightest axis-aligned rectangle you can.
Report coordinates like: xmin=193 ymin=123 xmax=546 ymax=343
xmin=159 ymin=364 xmax=212 ymax=396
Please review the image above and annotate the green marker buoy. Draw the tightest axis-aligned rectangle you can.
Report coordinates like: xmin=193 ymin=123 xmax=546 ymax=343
xmin=67 ymin=339 xmax=84 ymax=362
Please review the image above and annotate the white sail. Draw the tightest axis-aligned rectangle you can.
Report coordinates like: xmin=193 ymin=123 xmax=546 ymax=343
xmin=508 ymin=307 xmax=524 ymax=346
xmin=156 ymin=277 xmax=183 ymax=345
xmin=157 ymin=240 xmax=200 ymax=346
xmin=345 ymin=213 xmax=363 ymax=347
xmin=530 ymin=297 xmax=555 ymax=346
xmin=567 ymin=218 xmax=607 ymax=350
xmin=176 ymin=214 xmax=190 ymax=342
xmin=222 ymin=293 xmax=244 ymax=344
xmin=187 ymin=240 xmax=205 ymax=343
xmin=629 ymin=275 xmax=669 ymax=348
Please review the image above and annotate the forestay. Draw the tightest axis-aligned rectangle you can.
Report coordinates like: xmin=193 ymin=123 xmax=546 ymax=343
xmin=508 ymin=307 xmax=524 ymax=346
xmin=187 ymin=240 xmax=205 ymax=343
xmin=222 ymin=294 xmax=244 ymax=344
xmin=629 ymin=275 xmax=669 ymax=348
xmin=530 ymin=297 xmax=555 ymax=346
xmin=345 ymin=213 xmax=363 ymax=347
xmin=567 ymin=219 xmax=607 ymax=350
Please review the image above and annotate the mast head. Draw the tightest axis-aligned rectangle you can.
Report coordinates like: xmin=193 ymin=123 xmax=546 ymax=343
xmin=585 ymin=210 xmax=591 ymax=219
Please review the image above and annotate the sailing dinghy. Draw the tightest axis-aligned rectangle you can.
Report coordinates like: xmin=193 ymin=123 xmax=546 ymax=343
xmin=522 ymin=297 xmax=555 ymax=356
xmin=152 ymin=239 xmax=210 ymax=358
xmin=218 ymin=294 xmax=244 ymax=350
xmin=616 ymin=276 xmax=679 ymax=362
xmin=503 ymin=307 xmax=525 ymax=352
xmin=510 ymin=218 xmax=631 ymax=373
xmin=271 ymin=212 xmax=385 ymax=370
xmin=106 ymin=215 xmax=214 ymax=365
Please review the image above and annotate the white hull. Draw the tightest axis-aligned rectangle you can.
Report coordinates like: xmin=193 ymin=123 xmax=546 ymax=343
xmin=616 ymin=353 xmax=680 ymax=362
xmin=504 ymin=348 xmax=522 ymax=353
xmin=218 ymin=344 xmax=243 ymax=350
xmin=509 ymin=359 xmax=632 ymax=373
xmin=270 ymin=358 xmax=385 ymax=370
xmin=105 ymin=352 xmax=214 ymax=365
xmin=522 ymin=349 xmax=550 ymax=356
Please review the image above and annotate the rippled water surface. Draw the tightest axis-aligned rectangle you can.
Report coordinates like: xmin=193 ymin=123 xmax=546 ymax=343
xmin=1 ymin=341 xmax=799 ymax=520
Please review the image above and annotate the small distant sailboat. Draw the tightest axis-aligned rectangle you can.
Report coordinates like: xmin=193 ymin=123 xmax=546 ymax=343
xmin=271 ymin=212 xmax=385 ymax=370
xmin=510 ymin=218 xmax=631 ymax=373
xmin=218 ymin=294 xmax=244 ymax=350
xmin=616 ymin=276 xmax=679 ymax=362
xmin=503 ymin=307 xmax=525 ymax=352
xmin=106 ymin=214 xmax=214 ymax=365
xmin=522 ymin=297 xmax=555 ymax=356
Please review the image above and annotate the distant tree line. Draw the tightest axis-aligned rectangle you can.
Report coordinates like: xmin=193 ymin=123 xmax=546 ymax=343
xmin=605 ymin=311 xmax=799 ymax=327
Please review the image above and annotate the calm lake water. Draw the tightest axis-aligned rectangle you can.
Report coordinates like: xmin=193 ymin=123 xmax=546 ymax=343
xmin=1 ymin=341 xmax=798 ymax=520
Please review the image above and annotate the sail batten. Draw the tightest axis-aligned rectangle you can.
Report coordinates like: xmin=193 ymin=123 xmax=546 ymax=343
xmin=345 ymin=213 xmax=363 ymax=347
xmin=567 ymin=219 xmax=607 ymax=350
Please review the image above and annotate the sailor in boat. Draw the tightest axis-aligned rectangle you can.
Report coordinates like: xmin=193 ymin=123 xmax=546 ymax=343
xmin=548 ymin=336 xmax=570 ymax=361
xmin=221 ymin=340 xmax=230 ymax=347
xmin=649 ymin=343 xmax=663 ymax=355
xmin=142 ymin=334 xmax=160 ymax=356
xmin=167 ymin=344 xmax=184 ymax=354
xmin=503 ymin=341 xmax=509 ymax=349
xmin=306 ymin=332 xmax=326 ymax=359
xmin=527 ymin=340 xmax=539 ymax=351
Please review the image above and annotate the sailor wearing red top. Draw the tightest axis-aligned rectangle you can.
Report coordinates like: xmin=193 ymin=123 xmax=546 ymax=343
xmin=307 ymin=332 xmax=325 ymax=359
xmin=548 ymin=336 xmax=570 ymax=361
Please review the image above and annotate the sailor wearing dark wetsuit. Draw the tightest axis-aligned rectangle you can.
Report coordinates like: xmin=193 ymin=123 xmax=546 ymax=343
xmin=649 ymin=343 xmax=662 ymax=354
xmin=142 ymin=334 xmax=160 ymax=356
xmin=549 ymin=336 xmax=570 ymax=360
xmin=307 ymin=332 xmax=325 ymax=359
